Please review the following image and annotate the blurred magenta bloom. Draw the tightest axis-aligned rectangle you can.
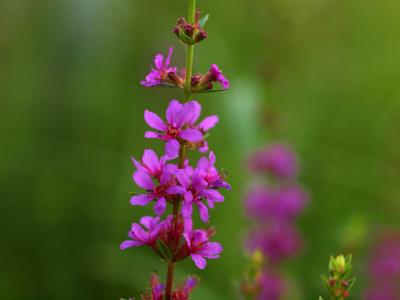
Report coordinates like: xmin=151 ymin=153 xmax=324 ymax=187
xmin=364 ymin=232 xmax=400 ymax=300
xmin=257 ymin=271 xmax=284 ymax=300
xmin=247 ymin=223 xmax=303 ymax=262
xmin=245 ymin=185 xmax=308 ymax=222
xmin=248 ymin=144 xmax=298 ymax=179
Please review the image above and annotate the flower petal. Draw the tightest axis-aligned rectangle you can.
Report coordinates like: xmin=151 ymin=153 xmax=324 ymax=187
xmin=144 ymin=110 xmax=167 ymax=131
xmin=130 ymin=223 xmax=148 ymax=241
xmin=165 ymin=47 xmax=173 ymax=67
xmin=207 ymin=242 xmax=223 ymax=257
xmin=203 ymin=189 xmax=224 ymax=203
xmin=181 ymin=201 xmax=193 ymax=219
xmin=199 ymin=115 xmax=219 ymax=131
xmin=130 ymin=194 xmax=153 ymax=206
xmin=141 ymin=70 xmax=161 ymax=87
xmin=133 ymin=170 xmax=154 ymax=189
xmin=120 ymin=240 xmax=143 ymax=250
xmin=166 ymin=186 xmax=186 ymax=195
xmin=145 ymin=131 xmax=161 ymax=139
xmin=140 ymin=216 xmax=159 ymax=229
xmin=178 ymin=101 xmax=197 ymax=126
xmin=154 ymin=53 xmax=164 ymax=70
xmin=175 ymin=169 xmax=190 ymax=188
xmin=186 ymin=100 xmax=202 ymax=124
xmin=184 ymin=218 xmax=193 ymax=233
xmin=197 ymin=202 xmax=209 ymax=223
xmin=142 ymin=149 xmax=159 ymax=173
xmin=191 ymin=254 xmax=207 ymax=270
xmin=154 ymin=197 xmax=166 ymax=215
xmin=165 ymin=139 xmax=180 ymax=158
xmin=179 ymin=128 xmax=203 ymax=142
xmin=166 ymin=100 xmax=182 ymax=125
xmin=131 ymin=157 xmax=143 ymax=171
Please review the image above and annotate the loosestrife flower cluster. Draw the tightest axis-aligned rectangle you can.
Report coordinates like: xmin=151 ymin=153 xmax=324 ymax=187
xmin=364 ymin=231 xmax=400 ymax=300
xmin=320 ymin=255 xmax=356 ymax=300
xmin=120 ymin=1 xmax=230 ymax=299
xmin=242 ymin=144 xmax=309 ymax=300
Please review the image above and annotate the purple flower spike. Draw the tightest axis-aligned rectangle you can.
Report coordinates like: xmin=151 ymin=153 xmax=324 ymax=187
xmin=141 ymin=47 xmax=181 ymax=88
xmin=184 ymin=229 xmax=223 ymax=269
xmin=120 ymin=216 xmax=164 ymax=249
xmin=144 ymin=99 xmax=217 ymax=158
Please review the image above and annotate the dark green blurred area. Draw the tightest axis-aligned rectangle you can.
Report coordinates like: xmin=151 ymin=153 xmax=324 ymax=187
xmin=1 ymin=0 xmax=400 ymax=299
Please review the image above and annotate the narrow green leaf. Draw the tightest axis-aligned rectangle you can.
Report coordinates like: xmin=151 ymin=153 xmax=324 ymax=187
xmin=194 ymin=89 xmax=227 ymax=94
xmin=199 ymin=14 xmax=209 ymax=28
xmin=156 ymin=239 xmax=173 ymax=261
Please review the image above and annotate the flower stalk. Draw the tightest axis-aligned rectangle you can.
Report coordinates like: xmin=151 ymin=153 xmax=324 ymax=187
xmin=184 ymin=0 xmax=196 ymax=100
xmin=165 ymin=0 xmax=197 ymax=295
xmin=120 ymin=0 xmax=230 ymax=298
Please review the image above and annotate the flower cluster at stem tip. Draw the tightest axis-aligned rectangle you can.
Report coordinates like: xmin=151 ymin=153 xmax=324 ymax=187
xmin=320 ymin=255 xmax=356 ymax=300
xmin=120 ymin=3 xmax=231 ymax=299
xmin=140 ymin=10 xmax=229 ymax=92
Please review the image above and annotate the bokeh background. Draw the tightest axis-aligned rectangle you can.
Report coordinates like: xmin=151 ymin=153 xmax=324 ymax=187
xmin=1 ymin=0 xmax=400 ymax=299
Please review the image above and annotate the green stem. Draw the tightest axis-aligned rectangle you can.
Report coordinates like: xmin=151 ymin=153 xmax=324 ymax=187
xmin=184 ymin=45 xmax=194 ymax=100
xmin=164 ymin=1 xmax=196 ymax=299
xmin=184 ymin=0 xmax=197 ymax=101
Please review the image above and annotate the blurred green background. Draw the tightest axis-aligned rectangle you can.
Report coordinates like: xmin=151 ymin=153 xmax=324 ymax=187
xmin=1 ymin=0 xmax=400 ymax=299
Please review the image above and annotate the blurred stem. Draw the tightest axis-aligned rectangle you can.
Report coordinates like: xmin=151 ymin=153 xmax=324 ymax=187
xmin=165 ymin=1 xmax=196 ymax=299
xmin=184 ymin=0 xmax=197 ymax=100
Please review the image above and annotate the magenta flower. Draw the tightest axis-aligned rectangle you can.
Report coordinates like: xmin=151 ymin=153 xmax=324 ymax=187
xmin=120 ymin=216 xmax=165 ymax=250
xmin=181 ymin=277 xmax=197 ymax=293
xmin=248 ymin=144 xmax=298 ymax=179
xmin=183 ymin=229 xmax=223 ymax=269
xmin=168 ymin=167 xmax=225 ymax=228
xmin=149 ymin=273 xmax=165 ymax=300
xmin=196 ymin=151 xmax=231 ymax=189
xmin=171 ymin=276 xmax=198 ymax=300
xmin=141 ymin=47 xmax=180 ymax=87
xmin=131 ymin=149 xmax=168 ymax=180
xmin=130 ymin=160 xmax=177 ymax=215
xmin=208 ymin=64 xmax=230 ymax=89
xmin=144 ymin=99 xmax=218 ymax=158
